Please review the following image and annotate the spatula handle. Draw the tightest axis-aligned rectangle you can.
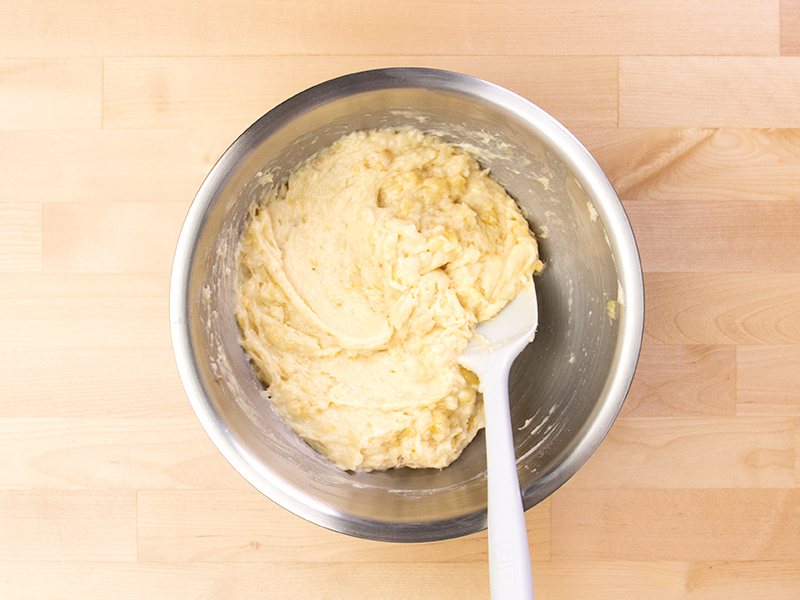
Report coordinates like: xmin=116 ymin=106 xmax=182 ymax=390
xmin=483 ymin=358 xmax=535 ymax=600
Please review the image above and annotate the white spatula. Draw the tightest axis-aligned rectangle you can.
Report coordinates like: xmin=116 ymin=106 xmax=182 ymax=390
xmin=459 ymin=280 xmax=538 ymax=600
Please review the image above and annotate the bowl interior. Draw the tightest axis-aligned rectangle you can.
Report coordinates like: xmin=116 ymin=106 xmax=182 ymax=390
xmin=172 ymin=69 xmax=643 ymax=542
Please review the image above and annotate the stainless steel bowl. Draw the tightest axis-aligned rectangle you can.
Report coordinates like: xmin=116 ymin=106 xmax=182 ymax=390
xmin=170 ymin=68 xmax=644 ymax=542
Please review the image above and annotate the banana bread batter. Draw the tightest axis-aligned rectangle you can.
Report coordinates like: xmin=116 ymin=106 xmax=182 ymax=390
xmin=236 ymin=128 xmax=539 ymax=471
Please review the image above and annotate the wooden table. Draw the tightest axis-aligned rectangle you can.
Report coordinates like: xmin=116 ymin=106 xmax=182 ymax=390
xmin=2 ymin=1 xmax=799 ymax=598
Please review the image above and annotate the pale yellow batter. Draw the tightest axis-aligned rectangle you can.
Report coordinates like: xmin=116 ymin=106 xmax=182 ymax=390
xmin=236 ymin=128 xmax=540 ymax=471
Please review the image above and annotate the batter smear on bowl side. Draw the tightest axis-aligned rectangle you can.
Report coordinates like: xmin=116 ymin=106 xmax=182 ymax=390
xmin=235 ymin=128 xmax=540 ymax=471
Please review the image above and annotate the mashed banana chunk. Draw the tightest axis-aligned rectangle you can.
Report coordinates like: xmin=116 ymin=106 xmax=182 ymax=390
xmin=236 ymin=128 xmax=540 ymax=471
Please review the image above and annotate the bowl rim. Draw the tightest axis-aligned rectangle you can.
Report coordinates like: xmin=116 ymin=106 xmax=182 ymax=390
xmin=169 ymin=67 xmax=645 ymax=542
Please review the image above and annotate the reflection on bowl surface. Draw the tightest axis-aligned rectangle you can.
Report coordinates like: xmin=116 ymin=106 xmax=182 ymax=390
xmin=170 ymin=68 xmax=644 ymax=542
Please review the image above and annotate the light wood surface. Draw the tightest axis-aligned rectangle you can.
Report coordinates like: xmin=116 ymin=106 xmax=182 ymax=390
xmin=2 ymin=1 xmax=799 ymax=598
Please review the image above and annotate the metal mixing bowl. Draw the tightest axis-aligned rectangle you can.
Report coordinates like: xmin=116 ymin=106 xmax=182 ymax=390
xmin=170 ymin=68 xmax=644 ymax=542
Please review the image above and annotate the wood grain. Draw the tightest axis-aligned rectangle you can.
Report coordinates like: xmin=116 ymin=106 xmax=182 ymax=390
xmin=625 ymin=199 xmax=800 ymax=273
xmin=0 ymin=58 xmax=101 ymax=129
xmin=563 ymin=417 xmax=796 ymax=490
xmin=137 ymin=490 xmax=550 ymax=563
xmin=0 ymin=419 xmax=249 ymax=490
xmin=551 ymin=489 xmax=800 ymax=561
xmin=782 ymin=0 xmax=800 ymax=55
xmin=0 ymin=345 xmax=186 ymax=419
xmin=737 ymin=346 xmax=800 ymax=415
xmin=5 ymin=560 xmax=800 ymax=600
xmin=0 ymin=274 xmax=169 ymax=347
xmin=0 ymin=203 xmax=41 ymax=273
xmin=576 ymin=128 xmax=800 ymax=202
xmin=0 ymin=490 xmax=136 ymax=561
xmin=2 ymin=0 xmax=800 ymax=598
xmin=0 ymin=562 xmax=493 ymax=600
xmin=643 ymin=272 xmax=800 ymax=345
xmin=622 ymin=345 xmax=736 ymax=417
xmin=103 ymin=56 xmax=617 ymax=130
xmin=42 ymin=202 xmax=189 ymax=273
xmin=619 ymin=57 xmax=800 ymax=128
xmin=0 ymin=0 xmax=779 ymax=58
xmin=540 ymin=561 xmax=800 ymax=600
xmin=0 ymin=130 xmax=235 ymax=204
xmin=685 ymin=561 xmax=800 ymax=600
